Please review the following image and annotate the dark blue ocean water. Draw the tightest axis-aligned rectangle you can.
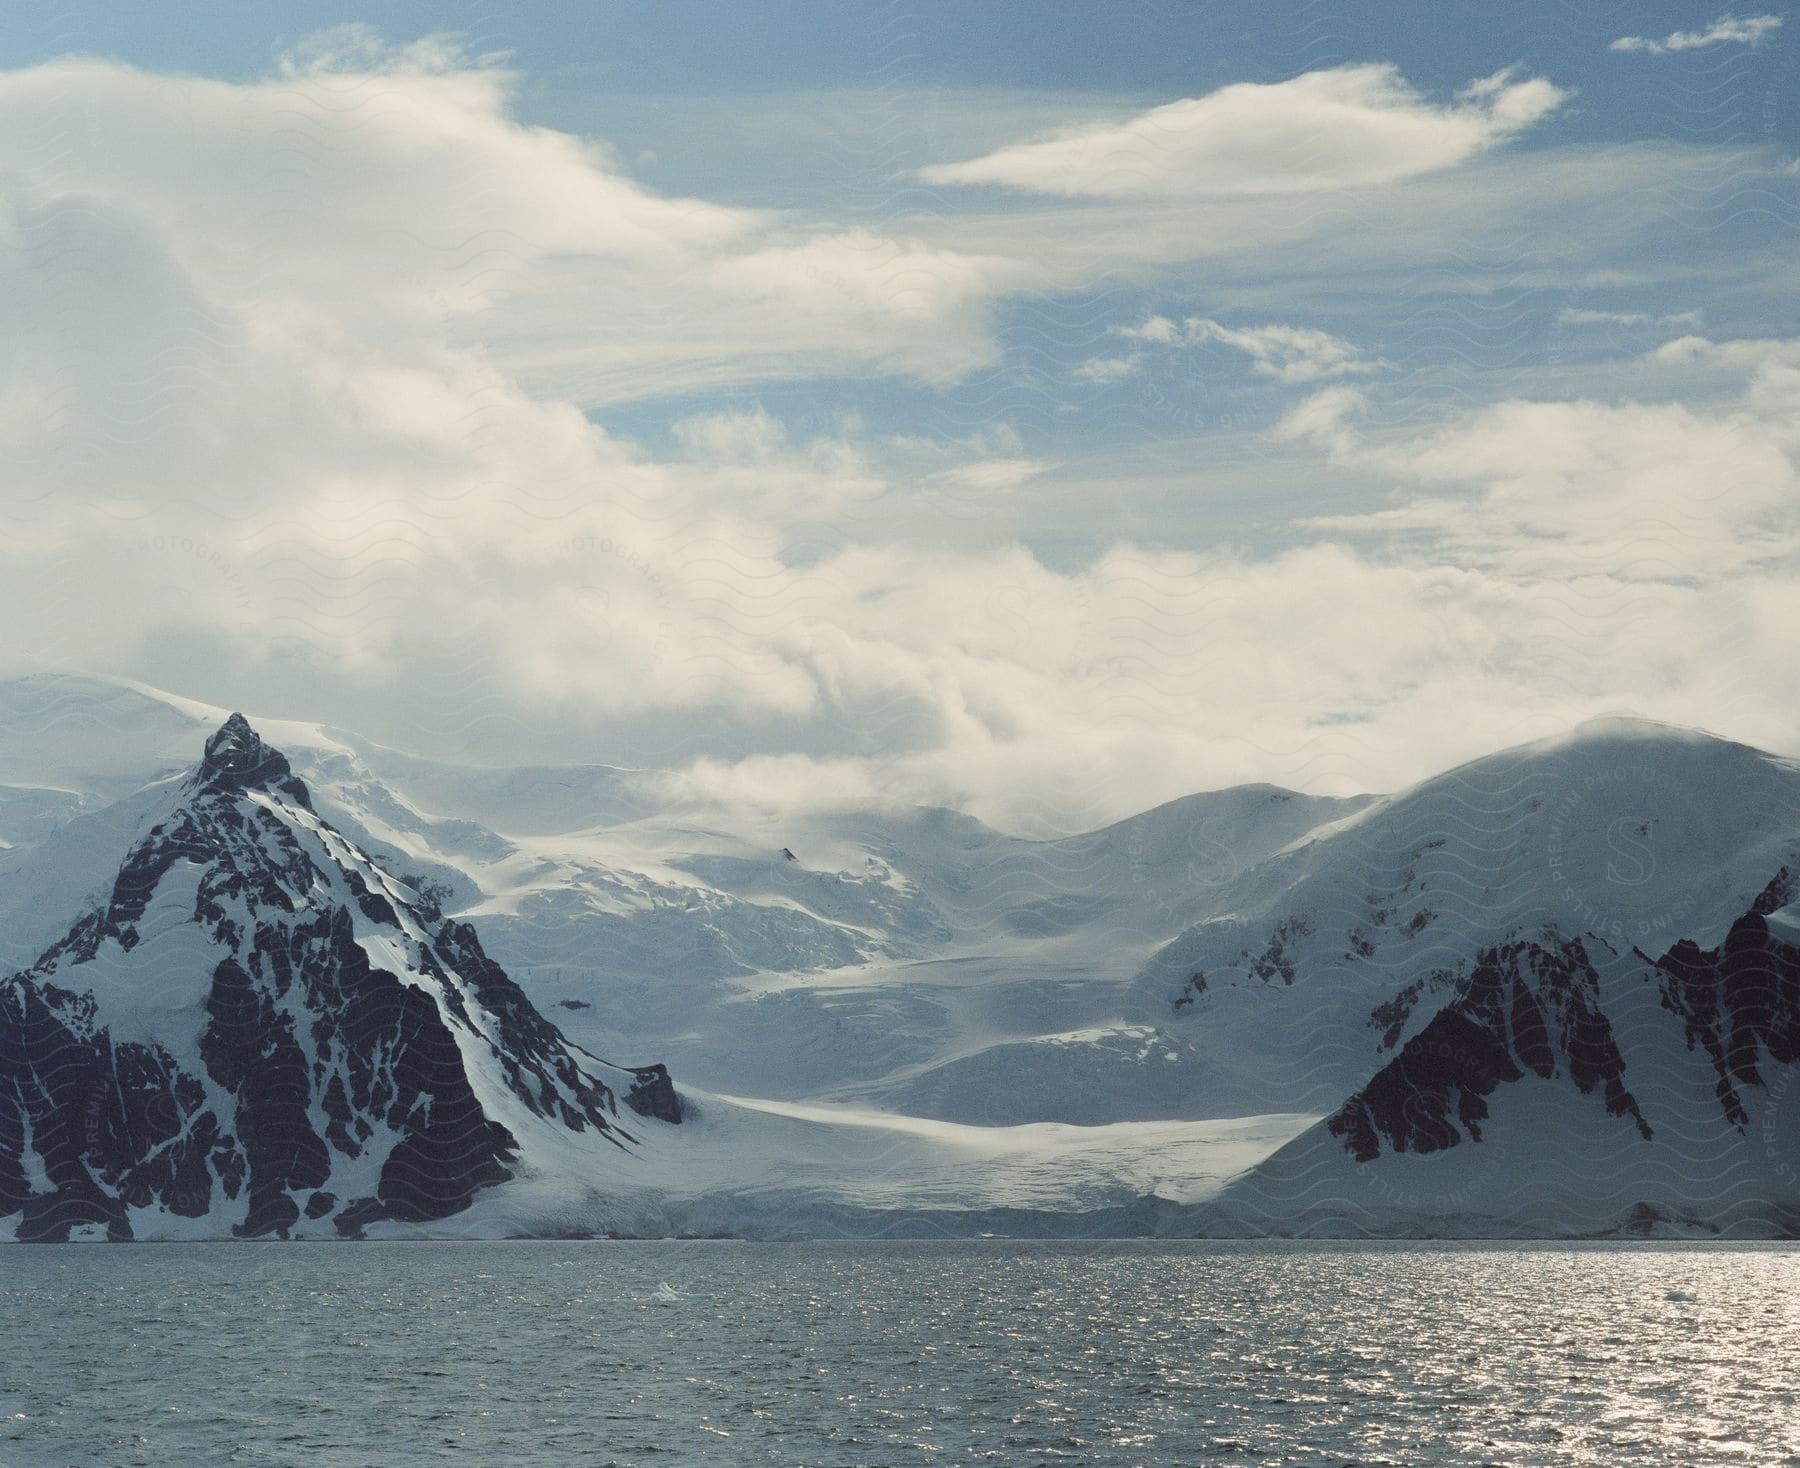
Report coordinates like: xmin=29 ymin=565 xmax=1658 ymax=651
xmin=0 ymin=1240 xmax=1794 ymax=1466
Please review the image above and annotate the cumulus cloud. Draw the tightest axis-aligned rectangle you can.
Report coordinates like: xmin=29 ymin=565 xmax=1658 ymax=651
xmin=1288 ymin=361 xmax=1800 ymax=582
xmin=916 ymin=63 xmax=1566 ymax=198
xmin=1612 ymin=13 xmax=1783 ymax=54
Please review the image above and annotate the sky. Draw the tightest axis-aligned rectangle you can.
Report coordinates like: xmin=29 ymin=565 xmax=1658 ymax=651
xmin=0 ymin=3 xmax=1796 ymax=832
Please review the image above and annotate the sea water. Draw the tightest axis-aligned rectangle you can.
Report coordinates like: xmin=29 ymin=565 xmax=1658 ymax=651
xmin=1 ymin=1240 xmax=1795 ymax=1465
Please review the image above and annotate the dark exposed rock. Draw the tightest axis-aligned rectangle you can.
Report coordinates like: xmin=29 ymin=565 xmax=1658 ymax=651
xmin=1368 ymin=978 xmax=1426 ymax=1052
xmin=200 ymin=956 xmax=331 ymax=1238
xmin=1331 ymin=936 xmax=1650 ymax=1163
xmin=625 ymin=1064 xmax=683 ymax=1124
xmin=1654 ymin=870 xmax=1800 ymax=1130
xmin=1243 ymin=917 xmax=1312 ymax=986
xmin=198 ymin=712 xmax=313 ymax=810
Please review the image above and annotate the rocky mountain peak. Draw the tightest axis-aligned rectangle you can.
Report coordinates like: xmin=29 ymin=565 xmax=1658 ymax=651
xmin=196 ymin=712 xmax=310 ymax=807
xmin=201 ymin=711 xmax=282 ymax=777
xmin=0 ymin=715 xmax=681 ymax=1242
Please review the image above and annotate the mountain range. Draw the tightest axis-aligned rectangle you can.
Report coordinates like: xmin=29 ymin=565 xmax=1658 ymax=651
xmin=1 ymin=673 xmax=1795 ymax=1239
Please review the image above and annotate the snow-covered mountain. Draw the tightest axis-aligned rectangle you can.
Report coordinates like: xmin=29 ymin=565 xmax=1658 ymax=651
xmin=1142 ymin=722 xmax=1800 ymax=1235
xmin=1208 ymin=887 xmax=1800 ymax=1237
xmin=2 ymin=673 xmax=1798 ymax=1238
xmin=0 ymin=712 xmax=681 ymax=1241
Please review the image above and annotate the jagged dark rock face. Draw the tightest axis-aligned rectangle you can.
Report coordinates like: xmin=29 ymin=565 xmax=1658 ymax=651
xmin=1330 ymin=936 xmax=1650 ymax=1163
xmin=199 ymin=712 xmax=313 ymax=806
xmin=1325 ymin=877 xmax=1800 ymax=1169
xmin=624 ymin=1064 xmax=683 ymax=1124
xmin=0 ymin=982 xmax=213 ymax=1242
xmin=0 ymin=714 xmax=678 ymax=1242
xmin=1654 ymin=871 xmax=1800 ymax=1130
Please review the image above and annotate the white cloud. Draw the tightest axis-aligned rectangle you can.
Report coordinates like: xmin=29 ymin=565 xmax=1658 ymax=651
xmin=703 ymin=228 xmax=1019 ymax=385
xmin=1557 ymin=307 xmax=1704 ymax=328
xmin=1612 ymin=13 xmax=1783 ymax=54
xmin=0 ymin=55 xmax=751 ymax=308
xmin=673 ymin=406 xmax=794 ymax=463
xmin=913 ymin=137 xmax=1773 ymax=329
xmin=540 ymin=351 xmax=1800 ymax=832
xmin=0 ymin=38 xmax=1794 ymax=835
xmin=1116 ymin=316 xmax=1182 ymax=344
xmin=1287 ymin=364 xmax=1800 ymax=581
xmin=1074 ymin=355 xmax=1144 ymax=384
xmin=0 ymin=47 xmax=1020 ymax=413
xmin=667 ymin=407 xmax=888 ymax=517
xmin=1184 ymin=319 xmax=1384 ymax=383
xmin=1273 ymin=385 xmax=1370 ymax=454
xmin=925 ymin=458 xmax=1057 ymax=492
xmin=916 ymin=63 xmax=1566 ymax=198
xmin=7 ymin=216 xmax=1798 ymax=833
xmin=1647 ymin=333 xmax=1800 ymax=373
xmin=277 ymin=22 xmax=497 ymax=75
xmin=1107 ymin=315 xmax=1382 ymax=384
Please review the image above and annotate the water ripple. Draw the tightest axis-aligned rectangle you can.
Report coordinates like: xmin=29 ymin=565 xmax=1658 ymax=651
xmin=0 ymin=1240 xmax=1795 ymax=1465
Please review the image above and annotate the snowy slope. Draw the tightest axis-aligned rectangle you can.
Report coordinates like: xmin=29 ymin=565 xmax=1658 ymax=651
xmin=1204 ymin=903 xmax=1800 ymax=1238
xmin=1132 ymin=721 xmax=1800 ymax=1108
xmin=1141 ymin=723 xmax=1800 ymax=1236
